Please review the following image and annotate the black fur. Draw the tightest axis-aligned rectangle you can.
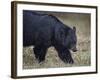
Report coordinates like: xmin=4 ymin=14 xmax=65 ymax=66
xmin=23 ymin=10 xmax=77 ymax=63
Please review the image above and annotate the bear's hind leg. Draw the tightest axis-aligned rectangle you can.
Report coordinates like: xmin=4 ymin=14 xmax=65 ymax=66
xmin=33 ymin=47 xmax=39 ymax=60
xmin=34 ymin=46 xmax=48 ymax=63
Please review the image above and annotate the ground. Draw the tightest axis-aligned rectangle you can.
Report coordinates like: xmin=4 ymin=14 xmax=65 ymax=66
xmin=23 ymin=12 xmax=91 ymax=69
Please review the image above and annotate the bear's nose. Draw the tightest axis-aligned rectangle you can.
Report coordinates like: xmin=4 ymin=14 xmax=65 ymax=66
xmin=72 ymin=49 xmax=77 ymax=52
xmin=72 ymin=47 xmax=77 ymax=52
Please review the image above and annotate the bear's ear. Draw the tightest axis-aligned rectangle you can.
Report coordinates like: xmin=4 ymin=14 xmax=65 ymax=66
xmin=73 ymin=26 xmax=76 ymax=32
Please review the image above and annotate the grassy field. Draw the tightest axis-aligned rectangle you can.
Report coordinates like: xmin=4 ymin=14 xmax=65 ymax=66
xmin=23 ymin=12 xmax=91 ymax=69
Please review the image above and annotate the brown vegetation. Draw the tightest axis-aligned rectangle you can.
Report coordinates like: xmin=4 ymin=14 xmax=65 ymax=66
xmin=23 ymin=12 xmax=91 ymax=69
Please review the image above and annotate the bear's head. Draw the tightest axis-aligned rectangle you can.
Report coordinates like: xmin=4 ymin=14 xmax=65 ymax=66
xmin=55 ymin=25 xmax=77 ymax=52
xmin=67 ymin=26 xmax=77 ymax=52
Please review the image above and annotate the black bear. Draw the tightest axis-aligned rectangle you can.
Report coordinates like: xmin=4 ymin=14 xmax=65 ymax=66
xmin=23 ymin=10 xmax=77 ymax=64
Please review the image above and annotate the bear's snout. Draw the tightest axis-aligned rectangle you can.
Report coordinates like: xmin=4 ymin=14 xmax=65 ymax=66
xmin=72 ymin=47 xmax=77 ymax=52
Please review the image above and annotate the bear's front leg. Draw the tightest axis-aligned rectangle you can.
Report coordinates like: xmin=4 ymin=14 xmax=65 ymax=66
xmin=59 ymin=50 xmax=74 ymax=64
xmin=55 ymin=47 xmax=74 ymax=64
xmin=34 ymin=46 xmax=48 ymax=63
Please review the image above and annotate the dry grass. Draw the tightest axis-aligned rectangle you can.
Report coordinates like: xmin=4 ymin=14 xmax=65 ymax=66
xmin=23 ymin=39 xmax=91 ymax=69
xmin=23 ymin=12 xmax=91 ymax=69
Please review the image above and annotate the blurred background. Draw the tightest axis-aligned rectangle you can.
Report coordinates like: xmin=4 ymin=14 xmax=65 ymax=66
xmin=23 ymin=11 xmax=91 ymax=69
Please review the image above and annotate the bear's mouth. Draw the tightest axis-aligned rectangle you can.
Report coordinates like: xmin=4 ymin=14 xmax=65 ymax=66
xmin=72 ymin=49 xmax=77 ymax=52
xmin=71 ymin=47 xmax=77 ymax=52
